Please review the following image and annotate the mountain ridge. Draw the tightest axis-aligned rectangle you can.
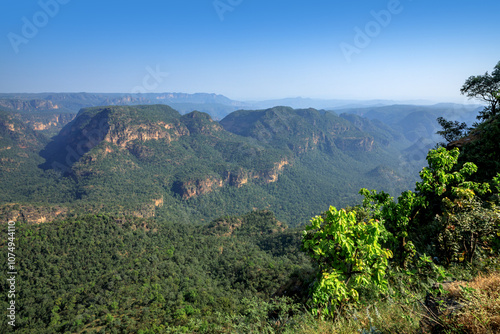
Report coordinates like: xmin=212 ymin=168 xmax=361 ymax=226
xmin=1 ymin=104 xmax=425 ymax=225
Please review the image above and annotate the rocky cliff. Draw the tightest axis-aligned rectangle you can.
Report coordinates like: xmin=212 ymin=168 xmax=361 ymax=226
xmin=24 ymin=113 xmax=76 ymax=133
xmin=39 ymin=105 xmax=291 ymax=201
xmin=1 ymin=103 xmax=422 ymax=226
xmin=0 ymin=204 xmax=68 ymax=224
xmin=172 ymin=176 xmax=225 ymax=200
xmin=172 ymin=157 xmax=291 ymax=200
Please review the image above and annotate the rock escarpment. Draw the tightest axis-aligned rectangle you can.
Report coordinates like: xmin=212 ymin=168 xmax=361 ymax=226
xmin=40 ymin=105 xmax=292 ymax=200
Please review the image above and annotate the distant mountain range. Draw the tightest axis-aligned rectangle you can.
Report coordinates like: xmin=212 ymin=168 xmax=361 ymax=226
xmin=0 ymin=92 xmax=486 ymax=225
xmin=0 ymin=91 xmax=483 ymax=119
xmin=0 ymin=92 xmax=246 ymax=118
xmin=0 ymin=92 xmax=483 ymax=142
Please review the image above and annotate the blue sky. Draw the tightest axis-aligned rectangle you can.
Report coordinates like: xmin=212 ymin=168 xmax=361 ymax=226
xmin=1 ymin=0 xmax=499 ymax=103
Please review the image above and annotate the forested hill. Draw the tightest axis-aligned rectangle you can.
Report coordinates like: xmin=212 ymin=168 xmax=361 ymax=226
xmin=1 ymin=104 xmax=423 ymax=226
xmin=220 ymin=106 xmax=406 ymax=153
xmin=335 ymin=103 xmax=482 ymax=143
xmin=1 ymin=103 xmax=499 ymax=333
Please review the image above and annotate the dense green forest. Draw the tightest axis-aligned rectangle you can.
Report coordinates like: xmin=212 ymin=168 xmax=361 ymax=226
xmin=1 ymin=130 xmax=499 ymax=332
xmin=0 ymin=211 xmax=313 ymax=333
xmin=0 ymin=103 xmax=424 ymax=226
xmin=1 ymin=62 xmax=499 ymax=333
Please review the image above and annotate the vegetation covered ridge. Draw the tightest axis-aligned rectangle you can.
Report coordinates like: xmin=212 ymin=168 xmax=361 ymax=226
xmin=1 ymin=103 xmax=421 ymax=226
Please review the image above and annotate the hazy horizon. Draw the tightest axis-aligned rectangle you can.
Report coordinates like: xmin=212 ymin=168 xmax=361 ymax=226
xmin=0 ymin=91 xmax=486 ymax=108
xmin=1 ymin=0 xmax=499 ymax=104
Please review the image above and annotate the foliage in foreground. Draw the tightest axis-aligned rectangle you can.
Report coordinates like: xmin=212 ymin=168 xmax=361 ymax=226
xmin=302 ymin=207 xmax=392 ymax=318
xmin=359 ymin=147 xmax=499 ymax=268
xmin=300 ymin=145 xmax=499 ymax=327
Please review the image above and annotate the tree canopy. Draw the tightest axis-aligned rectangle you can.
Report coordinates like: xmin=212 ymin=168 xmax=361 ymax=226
xmin=460 ymin=60 xmax=500 ymax=121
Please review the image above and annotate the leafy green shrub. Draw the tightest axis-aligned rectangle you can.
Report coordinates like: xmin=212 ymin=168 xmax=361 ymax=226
xmin=302 ymin=207 xmax=392 ymax=318
xmin=359 ymin=188 xmax=420 ymax=268
xmin=435 ymin=196 xmax=500 ymax=265
xmin=359 ymin=147 xmax=498 ymax=268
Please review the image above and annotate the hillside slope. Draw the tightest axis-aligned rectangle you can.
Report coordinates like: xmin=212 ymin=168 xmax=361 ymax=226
xmin=2 ymin=105 xmax=423 ymax=225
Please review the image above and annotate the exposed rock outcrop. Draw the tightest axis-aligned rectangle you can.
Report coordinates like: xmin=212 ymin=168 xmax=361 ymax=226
xmin=173 ymin=159 xmax=290 ymax=199
xmin=260 ymin=159 xmax=290 ymax=183
xmin=104 ymin=121 xmax=189 ymax=148
xmin=172 ymin=176 xmax=224 ymax=200
xmin=223 ymin=158 xmax=290 ymax=188
xmin=0 ymin=204 xmax=68 ymax=224
xmin=26 ymin=113 xmax=76 ymax=132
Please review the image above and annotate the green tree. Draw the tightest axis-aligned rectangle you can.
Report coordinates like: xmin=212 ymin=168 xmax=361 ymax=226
xmin=436 ymin=116 xmax=469 ymax=145
xmin=460 ymin=60 xmax=500 ymax=121
xmin=302 ymin=207 xmax=392 ymax=318
xmin=407 ymin=147 xmax=493 ymax=264
xmin=435 ymin=195 xmax=500 ymax=265
xmin=359 ymin=188 xmax=420 ymax=268
xmin=358 ymin=147 xmax=497 ymax=267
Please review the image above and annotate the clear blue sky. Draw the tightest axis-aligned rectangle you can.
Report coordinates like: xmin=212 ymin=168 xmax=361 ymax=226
xmin=1 ymin=0 xmax=499 ymax=103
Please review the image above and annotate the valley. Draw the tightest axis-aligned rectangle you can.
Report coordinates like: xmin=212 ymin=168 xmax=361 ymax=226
xmin=0 ymin=89 xmax=498 ymax=333
xmin=0 ymin=101 xmax=446 ymax=226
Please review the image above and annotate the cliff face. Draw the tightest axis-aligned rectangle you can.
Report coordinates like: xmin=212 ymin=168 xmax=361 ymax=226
xmin=172 ymin=158 xmax=290 ymax=200
xmin=224 ymin=168 xmax=251 ymax=188
xmin=24 ymin=113 xmax=76 ymax=132
xmin=65 ymin=108 xmax=224 ymax=153
xmin=1 ymin=103 xmax=421 ymax=226
xmin=40 ymin=105 xmax=291 ymax=201
xmin=205 ymin=210 xmax=287 ymax=237
xmin=0 ymin=111 xmax=47 ymax=153
xmin=260 ymin=159 xmax=290 ymax=183
xmin=104 ymin=120 xmax=190 ymax=148
xmin=43 ymin=106 xmax=192 ymax=167
xmin=0 ymin=204 xmax=68 ymax=224
xmin=0 ymin=200 xmax=169 ymax=224
xmin=173 ymin=176 xmax=225 ymax=200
